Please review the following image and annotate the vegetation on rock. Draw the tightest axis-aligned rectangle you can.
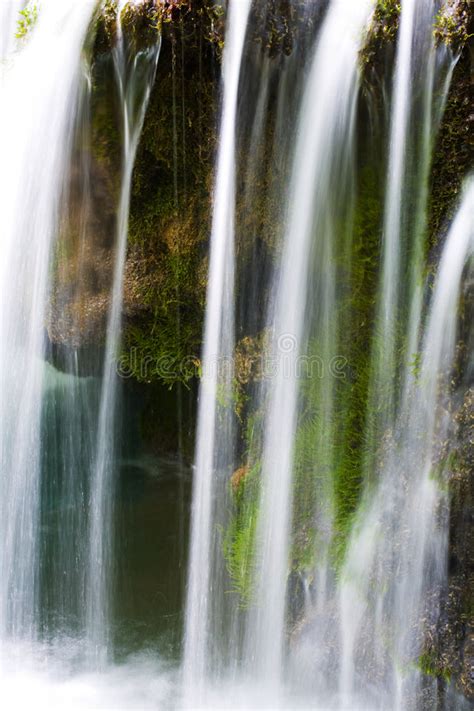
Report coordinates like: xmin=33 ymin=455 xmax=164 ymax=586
xmin=15 ymin=2 xmax=39 ymax=40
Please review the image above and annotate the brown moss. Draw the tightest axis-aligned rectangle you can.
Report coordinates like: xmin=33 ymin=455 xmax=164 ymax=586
xmin=48 ymin=51 xmax=121 ymax=348
xmin=231 ymin=465 xmax=250 ymax=495
xmin=234 ymin=332 xmax=269 ymax=386
xmin=113 ymin=0 xmax=221 ymax=386
xmin=94 ymin=0 xmax=224 ymax=55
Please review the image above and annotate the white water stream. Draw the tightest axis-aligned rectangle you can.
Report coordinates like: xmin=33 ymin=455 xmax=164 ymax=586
xmin=0 ymin=0 xmax=97 ymax=643
xmin=246 ymin=0 xmax=376 ymax=685
xmin=183 ymin=0 xmax=251 ymax=696
xmin=0 ymin=0 xmax=25 ymax=61
xmin=87 ymin=4 xmax=160 ymax=665
xmin=340 ymin=176 xmax=473 ymax=710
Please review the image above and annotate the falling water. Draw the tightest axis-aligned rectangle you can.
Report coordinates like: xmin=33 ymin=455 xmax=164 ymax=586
xmin=338 ymin=0 xmax=458 ymax=705
xmin=0 ymin=0 xmax=96 ymax=642
xmin=0 ymin=0 xmax=24 ymax=61
xmin=423 ymin=179 xmax=473 ymax=387
xmin=246 ymin=0 xmax=375 ymax=684
xmin=367 ymin=0 xmax=448 ymax=449
xmin=86 ymin=4 xmax=160 ymax=662
xmin=340 ymin=177 xmax=473 ymax=710
xmin=0 ymin=0 xmax=161 ymax=679
xmin=183 ymin=0 xmax=251 ymax=694
xmin=0 ymin=0 xmax=471 ymax=708
xmin=376 ymin=0 xmax=421 ymax=401
xmin=183 ymin=0 xmax=470 ymax=708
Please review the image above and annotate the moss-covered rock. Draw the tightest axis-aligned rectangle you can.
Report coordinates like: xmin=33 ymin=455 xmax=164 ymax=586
xmin=418 ymin=387 xmax=474 ymax=704
xmin=94 ymin=0 xmax=225 ymax=54
xmin=428 ymin=42 xmax=473 ymax=250
xmin=47 ymin=48 xmax=121 ymax=349
xmin=120 ymin=3 xmax=220 ymax=386
xmin=434 ymin=0 xmax=472 ymax=53
xmin=360 ymin=0 xmax=400 ymax=74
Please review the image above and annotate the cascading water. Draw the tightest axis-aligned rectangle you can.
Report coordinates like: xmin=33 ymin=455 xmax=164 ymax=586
xmin=183 ymin=0 xmax=251 ymax=696
xmin=0 ymin=0 xmax=96 ymax=643
xmin=0 ymin=0 xmax=471 ymax=708
xmin=340 ymin=177 xmax=473 ymax=710
xmin=366 ymin=0 xmax=449 ymax=455
xmin=183 ymin=0 xmax=471 ymax=708
xmin=0 ymin=0 xmax=163 ymax=697
xmin=86 ymin=4 xmax=160 ymax=663
xmin=337 ymin=0 xmax=459 ymax=706
xmin=246 ymin=0 xmax=375 ymax=686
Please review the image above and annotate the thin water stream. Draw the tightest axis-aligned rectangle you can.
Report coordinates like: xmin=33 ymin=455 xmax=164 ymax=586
xmin=87 ymin=9 xmax=160 ymax=664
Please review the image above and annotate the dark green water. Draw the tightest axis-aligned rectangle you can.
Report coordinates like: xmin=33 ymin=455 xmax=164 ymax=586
xmin=38 ymin=363 xmax=191 ymax=661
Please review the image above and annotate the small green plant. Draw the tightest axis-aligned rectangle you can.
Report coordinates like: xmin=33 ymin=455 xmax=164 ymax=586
xmin=222 ymin=465 xmax=260 ymax=606
xmin=418 ymin=650 xmax=452 ymax=683
xmin=16 ymin=3 xmax=39 ymax=40
xmin=360 ymin=0 xmax=401 ymax=70
xmin=408 ymin=352 xmax=422 ymax=380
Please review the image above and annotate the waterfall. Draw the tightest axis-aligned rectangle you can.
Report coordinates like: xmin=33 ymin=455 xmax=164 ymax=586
xmin=184 ymin=0 xmax=469 ymax=707
xmin=338 ymin=1 xmax=458 ymax=706
xmin=0 ymin=0 xmax=96 ymax=643
xmin=183 ymin=0 xmax=251 ymax=694
xmin=423 ymin=179 xmax=473 ymax=384
xmin=0 ymin=0 xmax=160 ymax=669
xmin=377 ymin=0 xmax=420 ymax=399
xmin=86 ymin=3 xmax=160 ymax=664
xmin=0 ymin=0 xmax=471 ymax=708
xmin=245 ymin=0 xmax=376 ymax=685
xmin=340 ymin=177 xmax=473 ymax=709
xmin=366 ymin=0 xmax=446 ymax=449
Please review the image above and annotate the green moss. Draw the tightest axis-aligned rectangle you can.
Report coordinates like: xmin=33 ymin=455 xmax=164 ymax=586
xmin=360 ymin=0 xmax=400 ymax=71
xmin=290 ymin=164 xmax=383 ymax=573
xmin=221 ymin=157 xmax=385 ymax=593
xmin=120 ymin=246 xmax=205 ymax=387
xmin=434 ymin=0 xmax=472 ymax=53
xmin=418 ymin=650 xmax=453 ymax=683
xmin=120 ymin=5 xmax=219 ymax=387
xmin=16 ymin=2 xmax=39 ymax=40
xmin=333 ymin=164 xmax=383 ymax=547
xmin=223 ymin=465 xmax=260 ymax=606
